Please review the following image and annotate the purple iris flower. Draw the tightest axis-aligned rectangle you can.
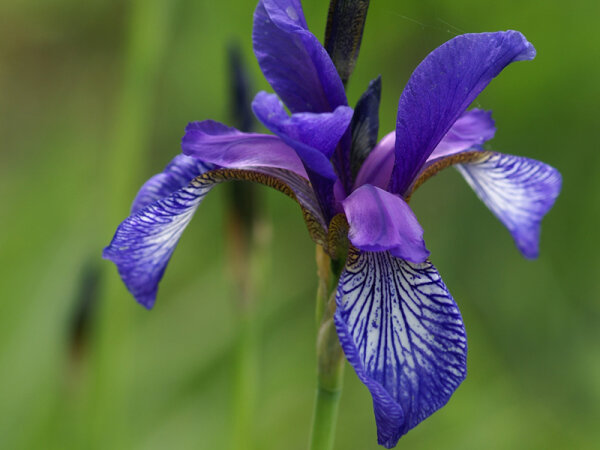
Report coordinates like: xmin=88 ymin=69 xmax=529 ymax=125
xmin=103 ymin=0 xmax=561 ymax=447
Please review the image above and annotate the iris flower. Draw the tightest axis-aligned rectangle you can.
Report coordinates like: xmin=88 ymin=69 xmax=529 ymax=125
xmin=104 ymin=0 xmax=561 ymax=447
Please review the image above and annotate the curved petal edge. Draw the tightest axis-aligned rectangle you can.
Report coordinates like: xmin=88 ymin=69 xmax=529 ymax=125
xmin=131 ymin=154 xmax=212 ymax=214
xmin=104 ymin=164 xmax=327 ymax=309
xmin=104 ymin=171 xmax=217 ymax=309
xmin=182 ymin=119 xmax=308 ymax=178
xmin=342 ymin=185 xmax=429 ymax=263
xmin=253 ymin=0 xmax=347 ymax=113
xmin=456 ymin=152 xmax=562 ymax=258
xmin=391 ymin=31 xmax=535 ymax=195
xmin=335 ymin=250 xmax=467 ymax=448
xmin=427 ymin=109 xmax=496 ymax=162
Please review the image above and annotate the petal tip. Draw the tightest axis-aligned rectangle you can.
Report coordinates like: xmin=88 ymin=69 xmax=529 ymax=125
xmin=102 ymin=245 xmax=157 ymax=310
xmin=521 ymin=247 xmax=540 ymax=260
xmin=137 ymin=294 xmax=157 ymax=310
xmin=101 ymin=246 xmax=113 ymax=261
xmin=508 ymin=30 xmax=536 ymax=61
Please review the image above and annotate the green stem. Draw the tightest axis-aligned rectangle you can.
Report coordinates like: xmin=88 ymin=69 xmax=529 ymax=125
xmin=309 ymin=386 xmax=342 ymax=450
xmin=309 ymin=319 xmax=345 ymax=450
xmin=315 ymin=245 xmax=333 ymax=326
xmin=309 ymin=248 xmax=345 ymax=450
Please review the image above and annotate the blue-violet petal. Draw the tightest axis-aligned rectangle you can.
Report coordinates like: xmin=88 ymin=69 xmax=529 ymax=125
xmin=104 ymin=171 xmax=218 ymax=309
xmin=335 ymin=250 xmax=467 ymax=448
xmin=456 ymin=152 xmax=561 ymax=258
xmin=252 ymin=91 xmax=352 ymax=219
xmin=253 ymin=0 xmax=347 ymax=113
xmin=131 ymin=154 xmax=212 ymax=214
xmin=182 ymin=120 xmax=307 ymax=178
xmin=427 ymin=109 xmax=496 ymax=162
xmin=342 ymin=185 xmax=429 ymax=263
xmin=353 ymin=131 xmax=395 ymax=190
xmin=390 ymin=31 xmax=535 ymax=194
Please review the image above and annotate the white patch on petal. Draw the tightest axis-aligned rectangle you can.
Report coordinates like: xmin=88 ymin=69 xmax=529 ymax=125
xmin=286 ymin=6 xmax=299 ymax=21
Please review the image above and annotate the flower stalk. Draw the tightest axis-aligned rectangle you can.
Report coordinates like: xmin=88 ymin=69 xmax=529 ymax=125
xmin=309 ymin=246 xmax=346 ymax=450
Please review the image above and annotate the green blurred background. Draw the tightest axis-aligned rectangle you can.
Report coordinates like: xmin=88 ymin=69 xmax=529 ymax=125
xmin=1 ymin=0 xmax=598 ymax=448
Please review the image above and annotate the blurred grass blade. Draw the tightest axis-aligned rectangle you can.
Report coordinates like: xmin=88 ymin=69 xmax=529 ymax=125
xmin=226 ymin=43 xmax=263 ymax=450
xmin=92 ymin=1 xmax=177 ymax=448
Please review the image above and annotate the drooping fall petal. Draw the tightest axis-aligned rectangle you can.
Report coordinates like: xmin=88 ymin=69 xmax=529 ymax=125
xmin=104 ymin=159 xmax=326 ymax=309
xmin=456 ymin=152 xmax=561 ymax=258
xmin=335 ymin=250 xmax=467 ymax=448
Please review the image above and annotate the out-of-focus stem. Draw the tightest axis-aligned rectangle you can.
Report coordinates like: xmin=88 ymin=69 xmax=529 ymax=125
xmin=93 ymin=1 xmax=175 ymax=449
xmin=231 ymin=306 xmax=259 ymax=450
xmin=227 ymin=200 xmax=269 ymax=450
xmin=226 ymin=43 xmax=263 ymax=450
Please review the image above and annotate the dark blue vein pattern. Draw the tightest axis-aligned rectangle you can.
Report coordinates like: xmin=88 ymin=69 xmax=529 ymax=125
xmin=104 ymin=162 xmax=325 ymax=309
xmin=456 ymin=152 xmax=561 ymax=258
xmin=335 ymin=250 xmax=467 ymax=448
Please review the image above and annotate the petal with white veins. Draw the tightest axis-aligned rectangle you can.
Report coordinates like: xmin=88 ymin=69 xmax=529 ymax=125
xmin=456 ymin=152 xmax=561 ymax=258
xmin=104 ymin=166 xmax=326 ymax=309
xmin=131 ymin=154 xmax=212 ymax=213
xmin=335 ymin=250 xmax=467 ymax=448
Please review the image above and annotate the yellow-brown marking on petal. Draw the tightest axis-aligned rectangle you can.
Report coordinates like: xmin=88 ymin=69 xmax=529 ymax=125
xmin=193 ymin=168 xmax=327 ymax=246
xmin=326 ymin=213 xmax=350 ymax=260
xmin=405 ymin=151 xmax=490 ymax=202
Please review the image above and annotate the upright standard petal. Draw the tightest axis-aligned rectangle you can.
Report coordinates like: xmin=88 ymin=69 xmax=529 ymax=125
xmin=335 ymin=250 xmax=467 ymax=448
xmin=390 ymin=31 xmax=536 ymax=195
xmin=253 ymin=0 xmax=347 ymax=113
xmin=252 ymin=92 xmax=353 ymax=167
xmin=353 ymin=131 xmax=395 ymax=190
xmin=181 ymin=120 xmax=307 ymax=178
xmin=253 ymin=91 xmax=353 ymax=219
xmin=342 ymin=185 xmax=429 ymax=263
xmin=427 ymin=109 xmax=496 ymax=161
xmin=456 ymin=152 xmax=561 ymax=258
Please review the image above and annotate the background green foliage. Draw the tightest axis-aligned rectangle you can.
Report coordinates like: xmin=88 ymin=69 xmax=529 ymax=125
xmin=1 ymin=0 xmax=598 ymax=448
